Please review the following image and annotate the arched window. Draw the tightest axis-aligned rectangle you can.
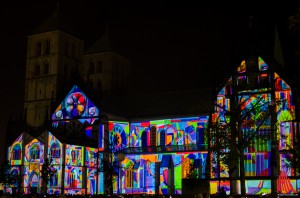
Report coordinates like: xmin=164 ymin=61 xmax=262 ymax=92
xmin=45 ymin=39 xmax=50 ymax=55
xmin=50 ymin=143 xmax=61 ymax=158
xmin=29 ymin=144 xmax=40 ymax=159
xmin=70 ymin=169 xmax=78 ymax=187
xmin=160 ymin=129 xmax=166 ymax=146
xmin=150 ymin=126 xmax=157 ymax=147
xmin=12 ymin=144 xmax=21 ymax=160
xmin=43 ymin=62 xmax=49 ymax=75
xmin=141 ymin=130 xmax=148 ymax=147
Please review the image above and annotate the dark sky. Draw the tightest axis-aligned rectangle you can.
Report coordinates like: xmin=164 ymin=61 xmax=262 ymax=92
xmin=0 ymin=1 xmax=299 ymax=161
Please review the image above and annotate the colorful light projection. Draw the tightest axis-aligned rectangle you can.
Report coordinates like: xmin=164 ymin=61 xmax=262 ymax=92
xmin=8 ymin=133 xmax=23 ymax=165
xmin=129 ymin=117 xmax=208 ymax=148
xmin=210 ymin=153 xmax=230 ymax=179
xmin=277 ymin=175 xmax=297 ymax=194
xmin=4 ymin=166 xmax=21 ymax=194
xmin=85 ymin=147 xmax=98 ymax=167
xmin=87 ymin=168 xmax=97 ymax=194
xmin=64 ymin=166 xmax=83 ymax=194
xmin=23 ymin=139 xmax=44 ymax=193
xmin=118 ymin=151 xmax=207 ymax=195
xmin=210 ymin=57 xmax=298 ymax=195
xmin=65 ymin=144 xmax=84 ymax=166
xmin=46 ymin=132 xmax=63 ymax=194
xmin=52 ymin=85 xmax=99 ymax=125
xmin=210 ymin=180 xmax=231 ymax=195
xmin=109 ymin=121 xmax=130 ymax=152
xmin=24 ymin=139 xmax=44 ymax=164
xmin=245 ymin=180 xmax=271 ymax=195
xmin=237 ymin=57 xmax=268 ymax=74
xmin=97 ymin=152 xmax=105 ymax=194
xmin=86 ymin=149 xmax=105 ymax=195
xmin=98 ymin=124 xmax=105 ymax=151
xmin=280 ymin=153 xmax=294 ymax=176
xmin=279 ymin=122 xmax=294 ymax=150
xmin=24 ymin=164 xmax=41 ymax=194
xmin=48 ymin=132 xmax=63 ymax=165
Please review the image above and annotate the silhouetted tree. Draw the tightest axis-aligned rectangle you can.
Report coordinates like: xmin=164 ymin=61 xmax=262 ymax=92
xmin=186 ymin=161 xmax=198 ymax=179
xmin=206 ymin=72 xmax=278 ymax=196
xmin=0 ymin=160 xmax=13 ymax=193
xmin=286 ymin=138 xmax=300 ymax=176
xmin=40 ymin=157 xmax=57 ymax=194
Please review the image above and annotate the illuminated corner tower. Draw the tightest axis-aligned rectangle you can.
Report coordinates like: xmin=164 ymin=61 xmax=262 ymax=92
xmin=24 ymin=6 xmax=132 ymax=127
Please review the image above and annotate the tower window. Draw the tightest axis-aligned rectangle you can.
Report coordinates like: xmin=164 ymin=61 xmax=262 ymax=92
xmin=44 ymin=63 xmax=49 ymax=74
xmin=65 ymin=42 xmax=69 ymax=56
xmin=97 ymin=61 xmax=103 ymax=73
xmin=36 ymin=42 xmax=41 ymax=56
xmin=71 ymin=44 xmax=75 ymax=58
xmin=45 ymin=40 xmax=50 ymax=55
xmin=35 ymin=64 xmax=40 ymax=75
xmin=89 ymin=62 xmax=95 ymax=74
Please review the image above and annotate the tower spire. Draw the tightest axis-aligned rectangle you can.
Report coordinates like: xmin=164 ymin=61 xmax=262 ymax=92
xmin=273 ymin=23 xmax=285 ymax=68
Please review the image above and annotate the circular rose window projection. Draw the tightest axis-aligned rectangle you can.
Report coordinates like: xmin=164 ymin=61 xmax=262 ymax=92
xmin=66 ymin=92 xmax=86 ymax=118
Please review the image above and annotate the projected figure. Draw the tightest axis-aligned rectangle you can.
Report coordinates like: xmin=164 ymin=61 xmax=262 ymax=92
xmin=112 ymin=124 xmax=127 ymax=150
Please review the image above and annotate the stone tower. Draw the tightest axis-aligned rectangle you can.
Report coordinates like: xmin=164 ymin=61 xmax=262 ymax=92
xmin=24 ymin=7 xmax=131 ymax=127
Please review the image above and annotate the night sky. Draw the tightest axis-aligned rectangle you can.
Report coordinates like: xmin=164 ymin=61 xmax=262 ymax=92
xmin=0 ymin=1 xmax=299 ymax=161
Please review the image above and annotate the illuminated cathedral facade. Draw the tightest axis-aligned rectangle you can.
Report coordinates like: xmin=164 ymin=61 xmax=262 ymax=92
xmin=7 ymin=56 xmax=300 ymax=196
xmin=5 ymin=6 xmax=300 ymax=197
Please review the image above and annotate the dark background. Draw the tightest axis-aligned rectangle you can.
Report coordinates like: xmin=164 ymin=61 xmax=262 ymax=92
xmin=0 ymin=1 xmax=299 ymax=161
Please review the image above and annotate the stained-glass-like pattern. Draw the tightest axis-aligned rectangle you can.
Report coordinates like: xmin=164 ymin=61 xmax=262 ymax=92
xmin=85 ymin=147 xmax=98 ymax=167
xmin=118 ymin=152 xmax=207 ymax=195
xmin=48 ymin=132 xmax=63 ymax=165
xmin=129 ymin=117 xmax=208 ymax=148
xmin=52 ymin=85 xmax=99 ymax=125
xmin=24 ymin=139 xmax=44 ymax=164
xmin=210 ymin=57 xmax=297 ymax=195
xmin=245 ymin=180 xmax=271 ymax=195
xmin=65 ymin=144 xmax=84 ymax=166
xmin=6 ymin=55 xmax=300 ymax=196
xmin=64 ymin=166 xmax=83 ymax=189
xmin=109 ymin=121 xmax=130 ymax=152
xmin=8 ymin=133 xmax=23 ymax=165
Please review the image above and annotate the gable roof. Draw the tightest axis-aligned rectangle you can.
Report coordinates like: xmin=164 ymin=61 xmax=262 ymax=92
xmin=85 ymin=27 xmax=114 ymax=54
xmin=31 ymin=5 xmax=79 ymax=36
xmin=51 ymin=85 xmax=100 ymax=124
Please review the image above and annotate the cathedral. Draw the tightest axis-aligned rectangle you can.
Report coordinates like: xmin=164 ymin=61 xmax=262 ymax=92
xmin=4 ymin=5 xmax=300 ymax=197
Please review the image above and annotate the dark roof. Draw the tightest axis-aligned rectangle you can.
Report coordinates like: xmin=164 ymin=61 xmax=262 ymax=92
xmin=99 ymin=88 xmax=213 ymax=121
xmin=31 ymin=6 xmax=79 ymax=36
xmin=85 ymin=28 xmax=113 ymax=54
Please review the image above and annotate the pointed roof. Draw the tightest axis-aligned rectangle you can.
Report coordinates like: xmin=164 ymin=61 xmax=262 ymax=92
xmin=31 ymin=4 xmax=78 ymax=36
xmin=51 ymin=85 xmax=100 ymax=125
xmin=273 ymin=24 xmax=285 ymax=67
xmin=85 ymin=27 xmax=115 ymax=54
